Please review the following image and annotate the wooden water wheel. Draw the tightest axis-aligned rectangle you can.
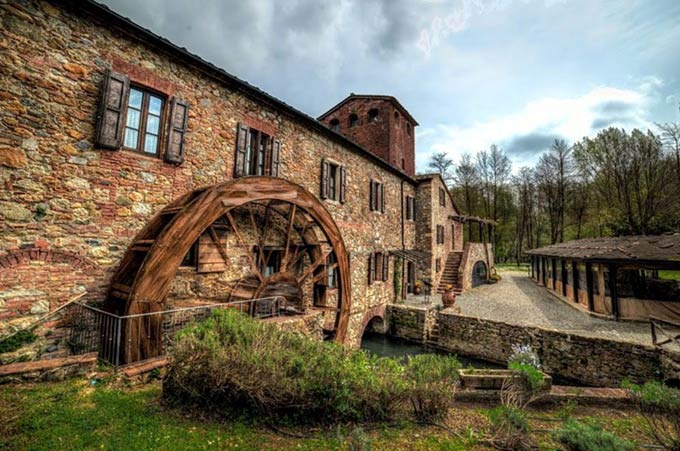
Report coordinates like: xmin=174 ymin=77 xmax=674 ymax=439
xmin=106 ymin=177 xmax=351 ymax=362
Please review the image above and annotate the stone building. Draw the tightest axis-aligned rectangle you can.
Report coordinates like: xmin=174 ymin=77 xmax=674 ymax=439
xmin=0 ymin=0 xmax=495 ymax=351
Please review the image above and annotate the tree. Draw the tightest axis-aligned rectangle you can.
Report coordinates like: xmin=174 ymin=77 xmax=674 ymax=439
xmin=476 ymin=145 xmax=512 ymax=251
xmin=573 ymin=128 xmax=668 ymax=235
xmin=657 ymin=122 xmax=680 ymax=188
xmin=454 ymin=153 xmax=478 ymax=215
xmin=427 ymin=152 xmax=454 ymax=184
xmin=535 ymin=139 xmax=572 ymax=244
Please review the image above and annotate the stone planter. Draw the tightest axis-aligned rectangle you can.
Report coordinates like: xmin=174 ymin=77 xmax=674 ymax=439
xmin=459 ymin=369 xmax=552 ymax=391
xmin=441 ymin=291 xmax=456 ymax=308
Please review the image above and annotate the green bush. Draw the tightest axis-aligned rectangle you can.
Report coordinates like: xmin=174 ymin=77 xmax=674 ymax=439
xmin=623 ymin=380 xmax=680 ymax=450
xmin=486 ymin=405 xmax=532 ymax=450
xmin=404 ymin=354 xmax=460 ymax=421
xmin=163 ymin=309 xmax=460 ymax=424
xmin=552 ymin=419 xmax=634 ymax=451
xmin=0 ymin=330 xmax=37 ymax=354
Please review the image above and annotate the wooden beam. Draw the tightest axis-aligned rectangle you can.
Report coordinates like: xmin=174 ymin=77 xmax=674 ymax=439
xmin=585 ymin=262 xmax=594 ymax=311
xmin=572 ymin=261 xmax=579 ymax=303
xmin=609 ymin=263 xmax=619 ymax=320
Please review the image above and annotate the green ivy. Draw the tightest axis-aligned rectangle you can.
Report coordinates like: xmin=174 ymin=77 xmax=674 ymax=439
xmin=0 ymin=330 xmax=37 ymax=354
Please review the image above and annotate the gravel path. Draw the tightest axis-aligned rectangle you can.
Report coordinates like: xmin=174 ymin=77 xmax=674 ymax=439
xmin=454 ymin=269 xmax=658 ymax=346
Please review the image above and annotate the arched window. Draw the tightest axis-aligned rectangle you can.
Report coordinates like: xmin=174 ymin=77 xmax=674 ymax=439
xmin=394 ymin=111 xmax=400 ymax=127
xmin=348 ymin=113 xmax=359 ymax=128
xmin=329 ymin=118 xmax=340 ymax=131
xmin=368 ymin=108 xmax=379 ymax=122
xmin=406 ymin=123 xmax=411 ymax=136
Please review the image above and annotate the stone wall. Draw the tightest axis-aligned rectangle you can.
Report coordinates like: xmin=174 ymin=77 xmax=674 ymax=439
xmin=0 ymin=1 xmax=419 ymax=347
xmin=386 ymin=304 xmax=436 ymax=343
xmin=436 ymin=312 xmax=680 ymax=387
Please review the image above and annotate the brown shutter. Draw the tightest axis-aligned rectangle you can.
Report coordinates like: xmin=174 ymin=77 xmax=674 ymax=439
xmin=339 ymin=166 xmax=347 ymax=204
xmin=412 ymin=197 xmax=416 ymax=221
xmin=382 ymin=254 xmax=389 ymax=281
xmin=234 ymin=123 xmax=249 ymax=177
xmin=164 ymin=97 xmax=189 ymax=164
xmin=380 ymin=183 xmax=385 ymax=213
xmin=95 ymin=69 xmax=129 ymax=150
xmin=367 ymin=254 xmax=373 ymax=285
xmin=196 ymin=229 xmax=228 ymax=273
xmin=369 ymin=180 xmax=374 ymax=211
xmin=271 ymin=139 xmax=281 ymax=177
xmin=320 ymin=160 xmax=329 ymax=199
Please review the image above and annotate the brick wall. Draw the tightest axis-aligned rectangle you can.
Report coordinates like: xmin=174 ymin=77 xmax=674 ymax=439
xmin=0 ymin=1 xmax=418 ymax=347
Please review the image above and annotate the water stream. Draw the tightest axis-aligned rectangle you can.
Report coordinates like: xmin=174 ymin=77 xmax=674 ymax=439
xmin=360 ymin=333 xmax=503 ymax=369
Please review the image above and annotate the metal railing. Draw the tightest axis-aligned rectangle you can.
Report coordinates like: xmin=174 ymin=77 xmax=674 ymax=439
xmin=66 ymin=297 xmax=286 ymax=368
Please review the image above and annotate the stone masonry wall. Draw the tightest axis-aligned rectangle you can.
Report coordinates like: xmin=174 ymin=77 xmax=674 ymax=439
xmin=460 ymin=243 xmax=494 ymax=290
xmin=0 ymin=1 xmax=417 ymax=347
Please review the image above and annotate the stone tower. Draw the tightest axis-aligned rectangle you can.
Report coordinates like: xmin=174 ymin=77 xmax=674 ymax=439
xmin=318 ymin=94 xmax=418 ymax=177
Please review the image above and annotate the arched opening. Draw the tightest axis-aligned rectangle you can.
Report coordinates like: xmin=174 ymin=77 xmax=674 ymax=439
xmin=406 ymin=123 xmax=412 ymax=136
xmin=472 ymin=261 xmax=488 ymax=288
xmin=348 ymin=113 xmax=359 ymax=128
xmin=329 ymin=118 xmax=339 ymax=131
xmin=368 ymin=108 xmax=379 ymax=122
xmin=106 ymin=177 xmax=352 ymax=362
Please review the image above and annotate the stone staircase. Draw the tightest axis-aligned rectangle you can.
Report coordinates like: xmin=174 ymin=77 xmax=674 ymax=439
xmin=437 ymin=251 xmax=464 ymax=294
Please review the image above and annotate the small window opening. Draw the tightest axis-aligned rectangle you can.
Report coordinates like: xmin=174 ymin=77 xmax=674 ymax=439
xmin=330 ymin=118 xmax=340 ymax=131
xmin=349 ymin=113 xmax=359 ymax=128
xmin=368 ymin=108 xmax=379 ymax=122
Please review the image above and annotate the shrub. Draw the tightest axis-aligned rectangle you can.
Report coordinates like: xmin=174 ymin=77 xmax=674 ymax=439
xmin=552 ymin=419 xmax=634 ymax=451
xmin=502 ymin=345 xmax=546 ymax=408
xmin=486 ymin=405 xmax=533 ymax=450
xmin=404 ymin=354 xmax=460 ymax=421
xmin=623 ymin=380 xmax=680 ymax=450
xmin=163 ymin=309 xmax=460 ymax=424
xmin=0 ymin=330 xmax=37 ymax=354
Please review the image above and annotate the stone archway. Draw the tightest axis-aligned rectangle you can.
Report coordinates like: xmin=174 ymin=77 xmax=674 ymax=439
xmin=106 ymin=176 xmax=352 ymax=361
xmin=471 ymin=260 xmax=488 ymax=288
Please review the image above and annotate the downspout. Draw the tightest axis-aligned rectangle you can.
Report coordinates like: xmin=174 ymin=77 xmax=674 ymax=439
xmin=401 ymin=179 xmax=406 ymax=300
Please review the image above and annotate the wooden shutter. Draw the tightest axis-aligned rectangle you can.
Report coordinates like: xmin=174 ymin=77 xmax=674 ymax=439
xmin=320 ymin=160 xmax=329 ymax=199
xmin=164 ymin=98 xmax=189 ymax=164
xmin=412 ymin=197 xmax=416 ymax=221
xmin=271 ymin=139 xmax=281 ymax=177
xmin=382 ymin=254 xmax=389 ymax=281
xmin=367 ymin=254 xmax=373 ymax=285
xmin=234 ymin=123 xmax=249 ymax=177
xmin=95 ymin=69 xmax=129 ymax=150
xmin=196 ymin=228 xmax=228 ymax=273
xmin=369 ymin=180 xmax=375 ymax=211
xmin=339 ymin=166 xmax=347 ymax=204
xmin=380 ymin=183 xmax=385 ymax=213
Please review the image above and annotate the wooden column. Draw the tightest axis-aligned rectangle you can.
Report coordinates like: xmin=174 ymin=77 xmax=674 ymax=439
xmin=585 ymin=262 xmax=594 ymax=311
xmin=542 ymin=257 xmax=547 ymax=285
xmin=572 ymin=261 xmax=579 ymax=303
xmin=561 ymin=259 xmax=568 ymax=297
xmin=609 ymin=263 xmax=619 ymax=320
xmin=552 ymin=258 xmax=557 ymax=290
xmin=531 ymin=256 xmax=535 ymax=279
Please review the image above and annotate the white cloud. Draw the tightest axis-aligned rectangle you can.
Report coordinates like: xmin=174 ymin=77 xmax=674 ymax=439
xmin=418 ymin=82 xmax=657 ymax=169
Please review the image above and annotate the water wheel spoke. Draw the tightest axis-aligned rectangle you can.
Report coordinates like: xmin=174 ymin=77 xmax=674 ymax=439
xmin=309 ymin=262 xmax=337 ymax=285
xmin=224 ymin=211 xmax=263 ymax=281
xmin=297 ymin=250 xmax=332 ymax=284
xmin=281 ymin=204 xmax=297 ymax=272
xmin=207 ymin=225 xmax=229 ymax=264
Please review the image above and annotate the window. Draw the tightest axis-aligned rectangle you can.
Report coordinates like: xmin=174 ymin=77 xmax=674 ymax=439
xmin=436 ymin=225 xmax=445 ymax=244
xmin=405 ymin=195 xmax=416 ymax=220
xmin=349 ymin=113 xmax=359 ymax=128
xmin=234 ymin=124 xmax=281 ymax=178
xmin=327 ymin=253 xmax=338 ymax=288
xmin=394 ymin=111 xmax=400 ymax=122
xmin=435 ymin=258 xmax=441 ymax=273
xmin=370 ymin=179 xmax=385 ymax=213
xmin=181 ymin=242 xmax=197 ymax=267
xmin=329 ymin=118 xmax=340 ymax=131
xmin=368 ymin=108 xmax=379 ymax=122
xmin=406 ymin=123 xmax=412 ymax=136
xmin=257 ymin=248 xmax=283 ymax=277
xmin=95 ymin=70 xmax=189 ymax=164
xmin=321 ymin=159 xmax=346 ymax=203
xmin=123 ymin=87 xmax=165 ymax=156
xmin=368 ymin=252 xmax=389 ymax=285
xmin=439 ymin=187 xmax=446 ymax=207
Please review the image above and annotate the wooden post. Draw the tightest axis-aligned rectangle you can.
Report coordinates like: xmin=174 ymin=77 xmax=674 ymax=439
xmin=542 ymin=257 xmax=547 ymax=285
xmin=609 ymin=263 xmax=619 ymax=320
xmin=572 ymin=261 xmax=579 ymax=303
xmin=531 ymin=256 xmax=535 ymax=279
xmin=585 ymin=262 xmax=594 ymax=311
xmin=552 ymin=258 xmax=557 ymax=290
xmin=478 ymin=222 xmax=483 ymax=243
xmin=561 ymin=259 xmax=568 ymax=297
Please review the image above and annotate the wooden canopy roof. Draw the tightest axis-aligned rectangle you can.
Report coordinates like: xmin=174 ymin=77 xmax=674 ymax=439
xmin=526 ymin=235 xmax=680 ymax=265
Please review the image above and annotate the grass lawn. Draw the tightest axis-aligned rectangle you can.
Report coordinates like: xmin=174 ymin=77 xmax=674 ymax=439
xmin=0 ymin=379 xmax=656 ymax=450
xmin=495 ymin=262 xmax=530 ymax=272
xmin=659 ymin=270 xmax=680 ymax=281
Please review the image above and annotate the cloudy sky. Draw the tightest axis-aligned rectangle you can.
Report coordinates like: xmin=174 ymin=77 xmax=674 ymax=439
xmin=102 ymin=0 xmax=680 ymax=171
